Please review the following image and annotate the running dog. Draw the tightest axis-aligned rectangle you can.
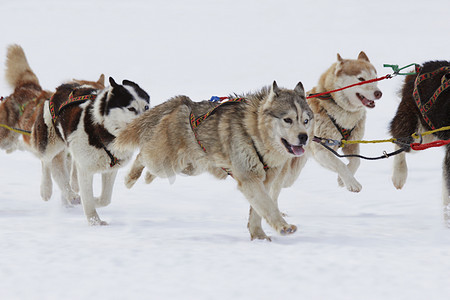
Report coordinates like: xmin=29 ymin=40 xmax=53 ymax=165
xmin=114 ymin=81 xmax=313 ymax=240
xmin=30 ymin=77 xmax=150 ymax=225
xmin=0 ymin=44 xmax=52 ymax=153
xmin=0 ymin=44 xmax=82 ymax=205
xmin=307 ymin=52 xmax=383 ymax=192
xmin=389 ymin=60 xmax=450 ymax=226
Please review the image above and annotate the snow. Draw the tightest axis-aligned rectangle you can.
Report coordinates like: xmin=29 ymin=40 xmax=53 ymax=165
xmin=1 ymin=0 xmax=450 ymax=299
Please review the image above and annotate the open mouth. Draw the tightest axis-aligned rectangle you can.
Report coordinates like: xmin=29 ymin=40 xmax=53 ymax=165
xmin=356 ymin=93 xmax=375 ymax=108
xmin=281 ymin=138 xmax=305 ymax=156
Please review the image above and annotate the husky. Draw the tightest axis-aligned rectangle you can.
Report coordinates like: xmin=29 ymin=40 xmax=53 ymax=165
xmin=0 ymin=44 xmax=52 ymax=153
xmin=389 ymin=60 xmax=450 ymax=226
xmin=0 ymin=44 xmax=82 ymax=205
xmin=113 ymin=81 xmax=313 ymax=240
xmin=307 ymin=52 xmax=382 ymax=192
xmin=30 ymin=77 xmax=150 ymax=225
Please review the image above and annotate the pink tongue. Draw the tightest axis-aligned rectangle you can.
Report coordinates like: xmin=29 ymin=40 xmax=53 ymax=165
xmin=291 ymin=145 xmax=305 ymax=156
xmin=362 ymin=98 xmax=375 ymax=108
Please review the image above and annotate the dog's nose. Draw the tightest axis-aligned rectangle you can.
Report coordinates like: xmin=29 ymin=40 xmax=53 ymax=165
xmin=298 ymin=133 xmax=308 ymax=145
xmin=374 ymin=90 xmax=382 ymax=99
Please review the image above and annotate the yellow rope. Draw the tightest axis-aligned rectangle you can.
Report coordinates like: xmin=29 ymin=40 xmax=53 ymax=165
xmin=339 ymin=126 xmax=450 ymax=147
xmin=411 ymin=125 xmax=450 ymax=139
xmin=0 ymin=124 xmax=31 ymax=136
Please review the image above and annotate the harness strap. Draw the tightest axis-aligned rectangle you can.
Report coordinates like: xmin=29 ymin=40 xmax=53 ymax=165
xmin=412 ymin=66 xmax=450 ymax=130
xmin=190 ymin=97 xmax=268 ymax=175
xmin=327 ymin=114 xmax=354 ymax=141
xmin=49 ymin=92 xmax=97 ymax=123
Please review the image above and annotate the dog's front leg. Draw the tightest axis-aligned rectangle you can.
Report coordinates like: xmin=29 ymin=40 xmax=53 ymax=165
xmin=78 ymin=169 xmax=106 ymax=225
xmin=337 ymin=143 xmax=360 ymax=187
xmin=239 ymin=179 xmax=296 ymax=238
xmin=392 ymin=145 xmax=408 ymax=189
xmin=40 ymin=160 xmax=53 ymax=201
xmin=314 ymin=148 xmax=362 ymax=192
xmin=96 ymin=170 xmax=118 ymax=208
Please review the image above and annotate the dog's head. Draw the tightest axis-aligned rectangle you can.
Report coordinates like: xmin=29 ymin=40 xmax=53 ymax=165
xmin=333 ymin=51 xmax=382 ymax=111
xmin=95 ymin=77 xmax=150 ymax=135
xmin=263 ymin=81 xmax=314 ymax=157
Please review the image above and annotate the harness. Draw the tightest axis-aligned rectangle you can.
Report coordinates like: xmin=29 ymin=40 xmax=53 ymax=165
xmin=189 ymin=97 xmax=268 ymax=176
xmin=413 ymin=65 xmax=450 ymax=130
xmin=327 ymin=114 xmax=354 ymax=141
xmin=49 ymin=91 xmax=119 ymax=167
xmin=308 ymin=93 xmax=355 ymax=142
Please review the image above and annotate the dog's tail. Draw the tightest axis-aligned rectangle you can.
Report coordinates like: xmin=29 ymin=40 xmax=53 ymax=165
xmin=5 ymin=44 xmax=41 ymax=90
xmin=113 ymin=119 xmax=145 ymax=152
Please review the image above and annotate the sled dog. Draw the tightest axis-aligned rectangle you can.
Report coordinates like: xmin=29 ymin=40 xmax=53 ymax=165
xmin=30 ymin=77 xmax=150 ymax=225
xmin=307 ymin=51 xmax=382 ymax=192
xmin=389 ymin=60 xmax=450 ymax=226
xmin=0 ymin=44 xmax=53 ymax=152
xmin=0 ymin=44 xmax=82 ymax=205
xmin=114 ymin=81 xmax=313 ymax=240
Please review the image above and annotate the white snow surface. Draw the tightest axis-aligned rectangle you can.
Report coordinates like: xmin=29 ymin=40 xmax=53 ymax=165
xmin=1 ymin=0 xmax=450 ymax=299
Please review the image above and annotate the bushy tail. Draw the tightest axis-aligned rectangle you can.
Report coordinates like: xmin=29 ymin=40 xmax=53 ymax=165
xmin=5 ymin=44 xmax=40 ymax=90
xmin=113 ymin=119 xmax=145 ymax=152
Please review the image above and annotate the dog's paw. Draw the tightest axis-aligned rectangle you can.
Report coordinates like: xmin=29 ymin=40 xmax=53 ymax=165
xmin=249 ymin=227 xmax=272 ymax=241
xmin=40 ymin=185 xmax=52 ymax=201
xmin=69 ymin=194 xmax=81 ymax=205
xmin=279 ymin=224 xmax=297 ymax=236
xmin=144 ymin=172 xmax=155 ymax=184
xmin=392 ymin=171 xmax=407 ymax=189
xmin=124 ymin=175 xmax=138 ymax=189
xmin=345 ymin=178 xmax=362 ymax=193
xmin=88 ymin=216 xmax=108 ymax=226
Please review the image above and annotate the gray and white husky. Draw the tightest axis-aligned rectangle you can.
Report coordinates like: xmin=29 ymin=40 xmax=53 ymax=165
xmin=30 ymin=77 xmax=150 ymax=225
xmin=114 ymin=81 xmax=314 ymax=240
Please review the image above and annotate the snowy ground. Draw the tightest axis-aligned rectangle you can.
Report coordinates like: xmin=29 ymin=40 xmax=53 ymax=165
xmin=1 ymin=0 xmax=450 ymax=299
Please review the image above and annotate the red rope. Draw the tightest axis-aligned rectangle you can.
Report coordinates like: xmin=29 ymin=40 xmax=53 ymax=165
xmin=306 ymin=75 xmax=391 ymax=99
xmin=411 ymin=140 xmax=450 ymax=151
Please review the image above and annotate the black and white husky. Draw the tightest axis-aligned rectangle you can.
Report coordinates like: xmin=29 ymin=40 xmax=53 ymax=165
xmin=30 ymin=77 xmax=150 ymax=225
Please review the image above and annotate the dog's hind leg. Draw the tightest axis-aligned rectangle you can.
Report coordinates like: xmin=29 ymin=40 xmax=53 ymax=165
xmin=70 ymin=158 xmax=79 ymax=193
xmin=51 ymin=151 xmax=80 ymax=206
xmin=96 ymin=170 xmax=118 ymax=208
xmin=78 ymin=169 xmax=107 ymax=225
xmin=40 ymin=160 xmax=53 ymax=201
xmin=125 ymin=153 xmax=145 ymax=188
xmin=247 ymin=207 xmax=271 ymax=241
xmin=443 ymin=146 xmax=450 ymax=227
xmin=392 ymin=145 xmax=408 ymax=189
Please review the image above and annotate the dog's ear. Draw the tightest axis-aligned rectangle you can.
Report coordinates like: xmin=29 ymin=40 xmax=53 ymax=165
xmin=97 ymin=74 xmax=105 ymax=87
xmin=294 ymin=81 xmax=305 ymax=95
xmin=357 ymin=51 xmax=370 ymax=62
xmin=123 ymin=80 xmax=139 ymax=88
xmin=337 ymin=53 xmax=343 ymax=62
xmin=109 ymin=77 xmax=119 ymax=88
xmin=271 ymin=80 xmax=280 ymax=96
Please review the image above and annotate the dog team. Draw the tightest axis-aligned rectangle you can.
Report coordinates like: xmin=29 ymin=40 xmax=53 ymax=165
xmin=1 ymin=44 xmax=449 ymax=240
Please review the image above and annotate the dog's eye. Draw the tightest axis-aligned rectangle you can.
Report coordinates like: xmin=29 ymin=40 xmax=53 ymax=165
xmin=283 ymin=118 xmax=293 ymax=124
xmin=128 ymin=107 xmax=137 ymax=112
xmin=304 ymin=119 xmax=309 ymax=125
xmin=144 ymin=105 xmax=149 ymax=111
xmin=358 ymin=77 xmax=366 ymax=82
